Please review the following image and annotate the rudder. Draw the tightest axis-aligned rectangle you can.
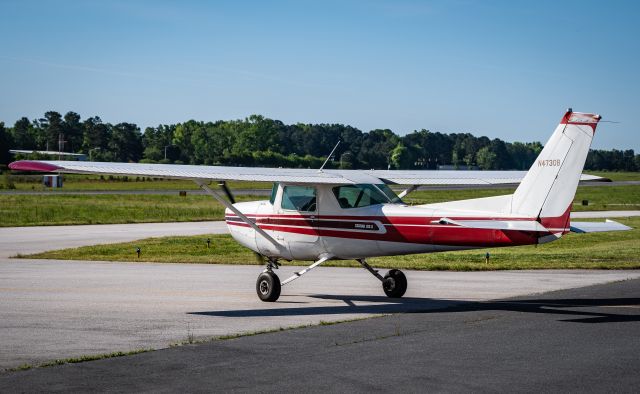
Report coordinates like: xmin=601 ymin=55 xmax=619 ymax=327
xmin=510 ymin=109 xmax=601 ymax=227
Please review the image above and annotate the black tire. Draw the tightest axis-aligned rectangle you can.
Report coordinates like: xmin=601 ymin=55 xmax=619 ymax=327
xmin=383 ymin=269 xmax=407 ymax=298
xmin=256 ymin=271 xmax=281 ymax=302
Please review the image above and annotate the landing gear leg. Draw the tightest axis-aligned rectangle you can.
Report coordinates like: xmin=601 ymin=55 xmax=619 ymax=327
xmin=256 ymin=255 xmax=333 ymax=302
xmin=256 ymin=258 xmax=281 ymax=302
xmin=357 ymin=259 xmax=407 ymax=298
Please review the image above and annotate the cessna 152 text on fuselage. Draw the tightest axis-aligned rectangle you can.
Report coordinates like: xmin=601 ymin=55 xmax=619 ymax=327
xmin=9 ymin=110 xmax=631 ymax=302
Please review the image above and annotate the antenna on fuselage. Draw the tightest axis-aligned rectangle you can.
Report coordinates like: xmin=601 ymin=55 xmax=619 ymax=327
xmin=318 ymin=140 xmax=341 ymax=173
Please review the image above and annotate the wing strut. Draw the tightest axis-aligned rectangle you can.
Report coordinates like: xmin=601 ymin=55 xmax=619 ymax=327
xmin=281 ymin=254 xmax=332 ymax=286
xmin=397 ymin=185 xmax=419 ymax=199
xmin=217 ymin=181 xmax=236 ymax=203
xmin=194 ymin=179 xmax=284 ymax=251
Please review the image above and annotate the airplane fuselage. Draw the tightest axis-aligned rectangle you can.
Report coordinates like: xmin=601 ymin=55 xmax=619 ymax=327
xmin=226 ymin=183 xmax=561 ymax=261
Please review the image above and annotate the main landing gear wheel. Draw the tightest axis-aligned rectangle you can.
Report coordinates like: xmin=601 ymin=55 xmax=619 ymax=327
xmin=256 ymin=271 xmax=281 ymax=302
xmin=383 ymin=269 xmax=407 ymax=298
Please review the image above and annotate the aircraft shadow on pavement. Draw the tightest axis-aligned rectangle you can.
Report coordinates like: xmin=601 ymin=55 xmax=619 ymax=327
xmin=189 ymin=295 xmax=457 ymax=317
xmin=189 ymin=295 xmax=640 ymax=323
xmin=486 ymin=297 xmax=640 ymax=323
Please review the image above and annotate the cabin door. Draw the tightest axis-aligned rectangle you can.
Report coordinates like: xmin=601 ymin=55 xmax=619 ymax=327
xmin=277 ymin=184 xmax=319 ymax=243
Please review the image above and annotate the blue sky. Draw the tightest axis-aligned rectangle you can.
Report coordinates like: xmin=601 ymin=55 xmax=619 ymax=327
xmin=1 ymin=0 xmax=638 ymax=150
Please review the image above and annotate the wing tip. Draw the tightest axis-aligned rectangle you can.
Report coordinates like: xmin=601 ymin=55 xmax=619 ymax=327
xmin=8 ymin=160 xmax=61 ymax=172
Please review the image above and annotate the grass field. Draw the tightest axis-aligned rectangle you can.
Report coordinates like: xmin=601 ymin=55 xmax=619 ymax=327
xmin=1 ymin=184 xmax=639 ymax=227
xmin=22 ymin=217 xmax=640 ymax=270
xmin=5 ymin=173 xmax=270 ymax=191
xmin=0 ymin=194 xmax=259 ymax=227
xmin=407 ymin=185 xmax=640 ymax=211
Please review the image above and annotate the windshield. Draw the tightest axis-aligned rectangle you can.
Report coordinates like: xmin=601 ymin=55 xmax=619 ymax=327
xmin=375 ymin=183 xmax=403 ymax=204
xmin=332 ymin=184 xmax=403 ymax=209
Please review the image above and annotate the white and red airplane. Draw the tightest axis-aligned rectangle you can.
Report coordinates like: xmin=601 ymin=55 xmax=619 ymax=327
xmin=9 ymin=109 xmax=631 ymax=302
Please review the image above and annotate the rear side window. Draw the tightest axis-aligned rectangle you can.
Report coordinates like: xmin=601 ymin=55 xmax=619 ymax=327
xmin=333 ymin=184 xmax=394 ymax=209
xmin=281 ymin=186 xmax=316 ymax=212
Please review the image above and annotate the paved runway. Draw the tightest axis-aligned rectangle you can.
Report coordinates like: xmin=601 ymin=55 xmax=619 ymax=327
xmin=2 ymin=278 xmax=639 ymax=392
xmin=0 ymin=213 xmax=638 ymax=371
xmin=0 ymin=221 xmax=228 ymax=258
xmin=1 ymin=259 xmax=639 ymax=370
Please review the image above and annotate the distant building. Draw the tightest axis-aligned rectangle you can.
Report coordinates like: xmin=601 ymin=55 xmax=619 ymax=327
xmin=43 ymin=174 xmax=63 ymax=188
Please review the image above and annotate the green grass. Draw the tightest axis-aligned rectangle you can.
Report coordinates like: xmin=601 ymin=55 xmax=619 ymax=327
xmin=0 ymin=194 xmax=260 ymax=227
xmin=573 ymin=185 xmax=640 ymax=211
xmin=2 ymin=184 xmax=638 ymax=227
xmin=22 ymin=217 xmax=640 ymax=270
xmin=405 ymin=185 xmax=640 ymax=211
xmin=7 ymin=173 xmax=271 ymax=191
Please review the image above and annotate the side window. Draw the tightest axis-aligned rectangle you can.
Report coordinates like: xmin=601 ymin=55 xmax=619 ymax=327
xmin=333 ymin=185 xmax=361 ymax=209
xmin=269 ymin=182 xmax=279 ymax=205
xmin=333 ymin=184 xmax=389 ymax=209
xmin=281 ymin=186 xmax=317 ymax=212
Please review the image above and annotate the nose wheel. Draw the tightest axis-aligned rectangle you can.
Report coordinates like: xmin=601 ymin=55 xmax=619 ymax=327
xmin=256 ymin=271 xmax=281 ymax=302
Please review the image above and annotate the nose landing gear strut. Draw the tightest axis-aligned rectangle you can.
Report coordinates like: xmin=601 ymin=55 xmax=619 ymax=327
xmin=256 ymin=258 xmax=281 ymax=302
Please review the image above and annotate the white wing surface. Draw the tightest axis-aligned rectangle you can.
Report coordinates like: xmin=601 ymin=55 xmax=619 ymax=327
xmin=8 ymin=160 xmax=607 ymax=186
xmin=570 ymin=220 xmax=632 ymax=233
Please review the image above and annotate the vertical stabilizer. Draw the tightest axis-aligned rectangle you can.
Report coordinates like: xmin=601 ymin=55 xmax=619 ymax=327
xmin=510 ymin=110 xmax=601 ymax=228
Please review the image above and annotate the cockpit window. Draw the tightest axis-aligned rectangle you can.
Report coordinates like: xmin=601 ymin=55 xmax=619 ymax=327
xmin=376 ymin=183 xmax=403 ymax=203
xmin=332 ymin=184 xmax=402 ymax=209
xmin=281 ymin=185 xmax=317 ymax=212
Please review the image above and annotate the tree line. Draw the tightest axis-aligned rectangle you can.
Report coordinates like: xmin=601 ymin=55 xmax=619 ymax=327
xmin=1 ymin=110 xmax=638 ymax=171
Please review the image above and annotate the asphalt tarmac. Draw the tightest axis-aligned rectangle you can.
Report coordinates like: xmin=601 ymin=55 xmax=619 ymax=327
xmin=4 ymin=259 xmax=638 ymax=371
xmin=0 ymin=221 xmax=228 ymax=258
xmin=2 ymin=278 xmax=638 ymax=392
xmin=1 ymin=215 xmax=638 ymax=372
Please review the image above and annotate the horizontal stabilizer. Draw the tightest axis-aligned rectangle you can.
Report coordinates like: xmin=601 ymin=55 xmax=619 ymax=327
xmin=433 ymin=218 xmax=549 ymax=232
xmin=570 ymin=220 xmax=632 ymax=233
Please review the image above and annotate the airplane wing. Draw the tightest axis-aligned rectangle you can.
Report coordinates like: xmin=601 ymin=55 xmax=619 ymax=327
xmin=373 ymin=170 xmax=605 ymax=185
xmin=569 ymin=220 xmax=632 ymax=233
xmin=8 ymin=160 xmax=377 ymax=184
xmin=8 ymin=160 xmax=607 ymax=186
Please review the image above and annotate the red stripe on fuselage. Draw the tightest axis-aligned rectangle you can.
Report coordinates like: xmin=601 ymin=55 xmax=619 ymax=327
xmin=226 ymin=214 xmax=542 ymax=247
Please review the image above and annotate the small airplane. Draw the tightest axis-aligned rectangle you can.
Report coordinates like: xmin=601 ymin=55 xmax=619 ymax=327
xmin=9 ymin=109 xmax=631 ymax=302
